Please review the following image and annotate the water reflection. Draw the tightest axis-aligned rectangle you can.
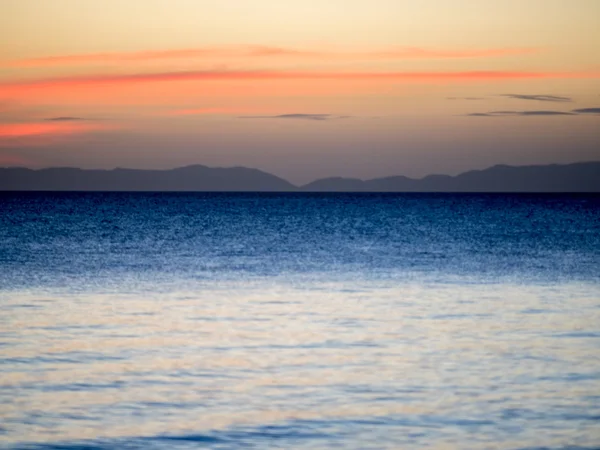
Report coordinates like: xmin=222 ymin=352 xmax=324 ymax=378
xmin=2 ymin=280 xmax=599 ymax=448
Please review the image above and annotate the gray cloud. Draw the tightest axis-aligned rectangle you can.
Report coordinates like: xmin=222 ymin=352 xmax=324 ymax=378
xmin=572 ymin=108 xmax=600 ymax=114
xmin=239 ymin=114 xmax=350 ymax=121
xmin=516 ymin=110 xmax=574 ymax=116
xmin=45 ymin=116 xmax=86 ymax=121
xmin=467 ymin=110 xmax=575 ymax=117
xmin=501 ymin=94 xmax=572 ymax=102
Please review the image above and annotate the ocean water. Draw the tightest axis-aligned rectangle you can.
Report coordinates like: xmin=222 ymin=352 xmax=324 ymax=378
xmin=1 ymin=192 xmax=599 ymax=449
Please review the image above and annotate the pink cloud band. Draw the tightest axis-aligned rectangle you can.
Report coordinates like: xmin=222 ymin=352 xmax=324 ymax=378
xmin=2 ymin=69 xmax=598 ymax=92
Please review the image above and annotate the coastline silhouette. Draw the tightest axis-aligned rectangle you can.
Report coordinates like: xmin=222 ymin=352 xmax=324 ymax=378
xmin=1 ymin=161 xmax=598 ymax=192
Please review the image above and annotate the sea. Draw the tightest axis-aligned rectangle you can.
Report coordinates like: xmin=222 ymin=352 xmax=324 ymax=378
xmin=1 ymin=192 xmax=599 ymax=449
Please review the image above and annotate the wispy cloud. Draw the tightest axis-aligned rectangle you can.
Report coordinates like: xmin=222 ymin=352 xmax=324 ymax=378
xmin=4 ymin=46 xmax=540 ymax=67
xmin=0 ymin=122 xmax=113 ymax=140
xmin=501 ymin=94 xmax=572 ymax=102
xmin=466 ymin=110 xmax=576 ymax=117
xmin=45 ymin=116 xmax=87 ymax=121
xmin=572 ymin=107 xmax=600 ymax=114
xmin=239 ymin=114 xmax=350 ymax=121
xmin=6 ymin=47 xmax=304 ymax=67
xmin=467 ymin=107 xmax=600 ymax=117
xmin=507 ymin=110 xmax=574 ymax=115
xmin=2 ymin=70 xmax=598 ymax=93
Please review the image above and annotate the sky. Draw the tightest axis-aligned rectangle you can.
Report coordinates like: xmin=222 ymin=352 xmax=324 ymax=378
xmin=1 ymin=0 xmax=599 ymax=183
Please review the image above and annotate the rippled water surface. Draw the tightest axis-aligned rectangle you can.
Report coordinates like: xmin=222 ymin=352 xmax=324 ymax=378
xmin=1 ymin=193 xmax=599 ymax=449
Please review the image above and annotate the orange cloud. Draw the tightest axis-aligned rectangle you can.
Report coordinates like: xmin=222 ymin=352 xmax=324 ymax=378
xmin=0 ymin=122 xmax=112 ymax=138
xmin=2 ymin=69 xmax=598 ymax=93
xmin=1 ymin=70 xmax=598 ymax=108
xmin=0 ymin=121 xmax=118 ymax=148
xmin=4 ymin=46 xmax=539 ymax=67
xmin=5 ymin=47 xmax=318 ymax=67
xmin=0 ymin=77 xmax=382 ymax=107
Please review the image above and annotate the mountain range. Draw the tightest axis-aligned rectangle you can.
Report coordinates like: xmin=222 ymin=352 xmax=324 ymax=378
xmin=1 ymin=162 xmax=598 ymax=192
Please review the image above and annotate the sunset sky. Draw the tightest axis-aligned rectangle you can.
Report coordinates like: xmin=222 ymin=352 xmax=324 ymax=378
xmin=1 ymin=0 xmax=599 ymax=183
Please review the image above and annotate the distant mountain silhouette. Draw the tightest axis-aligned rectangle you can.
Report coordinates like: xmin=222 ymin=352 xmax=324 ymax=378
xmin=0 ymin=162 xmax=598 ymax=192
xmin=0 ymin=165 xmax=295 ymax=191
xmin=302 ymin=162 xmax=600 ymax=192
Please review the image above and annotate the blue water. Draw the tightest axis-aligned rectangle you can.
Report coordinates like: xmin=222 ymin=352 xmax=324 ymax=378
xmin=1 ymin=193 xmax=599 ymax=449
